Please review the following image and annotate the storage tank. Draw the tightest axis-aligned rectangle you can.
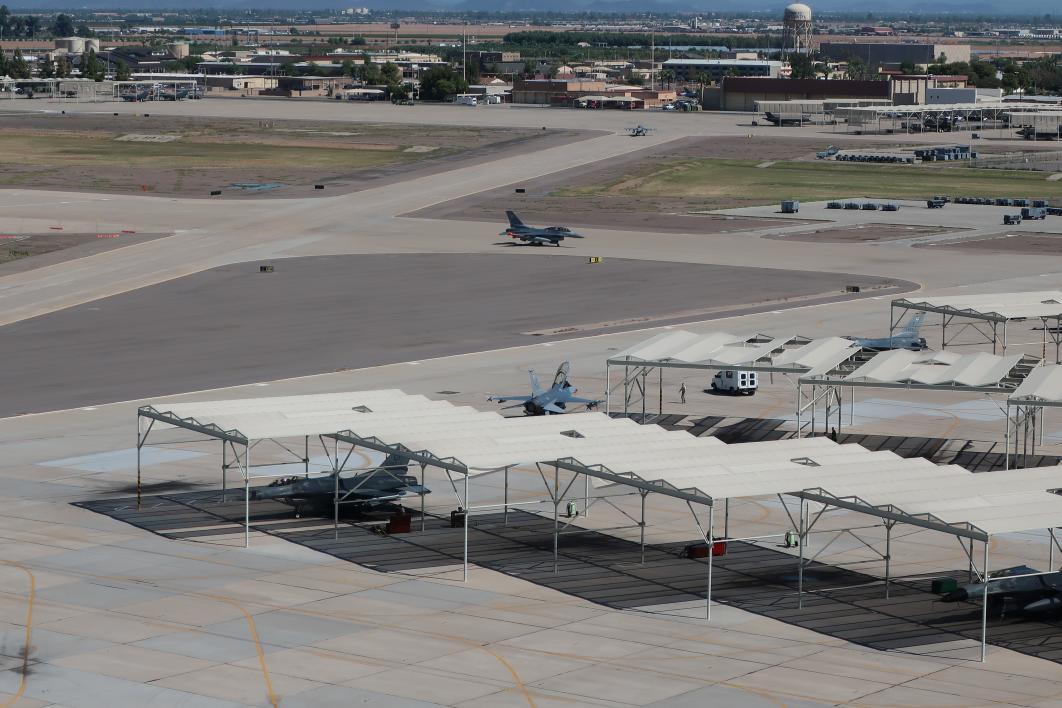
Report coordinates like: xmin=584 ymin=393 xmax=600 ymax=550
xmin=167 ymin=41 xmax=189 ymax=59
xmin=54 ymin=37 xmax=85 ymax=54
xmin=84 ymin=38 xmax=100 ymax=54
xmin=782 ymin=3 xmax=813 ymax=59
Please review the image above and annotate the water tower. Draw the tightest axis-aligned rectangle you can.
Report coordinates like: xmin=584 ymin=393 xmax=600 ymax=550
xmin=782 ymin=3 xmax=813 ymax=59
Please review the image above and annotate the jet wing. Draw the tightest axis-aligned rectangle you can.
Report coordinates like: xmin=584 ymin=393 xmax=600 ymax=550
xmin=489 ymin=395 xmax=533 ymax=403
xmin=542 ymin=403 xmax=567 ymax=414
xmin=564 ymin=395 xmax=602 ymax=405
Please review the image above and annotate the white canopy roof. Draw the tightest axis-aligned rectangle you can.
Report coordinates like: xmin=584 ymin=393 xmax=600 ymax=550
xmin=610 ymin=330 xmax=859 ymax=375
xmin=145 ymin=390 xmax=1062 ymax=539
xmin=1010 ymin=364 xmax=1062 ymax=407
xmin=894 ymin=291 xmax=1062 ymax=322
xmin=837 ymin=350 xmax=1027 ymax=389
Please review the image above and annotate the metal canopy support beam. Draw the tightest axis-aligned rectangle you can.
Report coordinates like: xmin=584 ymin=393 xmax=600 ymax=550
xmin=552 ymin=458 xmax=713 ymax=508
xmin=798 ymin=489 xmax=988 ymax=542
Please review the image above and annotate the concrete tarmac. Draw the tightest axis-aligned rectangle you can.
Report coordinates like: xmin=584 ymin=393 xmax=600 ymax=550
xmin=2 ymin=97 xmax=1062 ymax=707
xmin=0 ymin=253 xmax=902 ymax=416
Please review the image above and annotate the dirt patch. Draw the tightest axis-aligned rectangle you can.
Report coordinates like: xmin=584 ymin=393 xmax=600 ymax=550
xmin=766 ymin=224 xmax=953 ymax=244
xmin=0 ymin=112 xmax=588 ymax=199
xmin=916 ymin=231 xmax=1062 ymax=255
xmin=0 ymin=231 xmax=170 ymax=275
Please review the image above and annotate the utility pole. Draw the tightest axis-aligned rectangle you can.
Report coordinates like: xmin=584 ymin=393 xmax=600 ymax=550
xmin=462 ymin=23 xmax=468 ymax=83
xmin=650 ymin=31 xmax=655 ymax=91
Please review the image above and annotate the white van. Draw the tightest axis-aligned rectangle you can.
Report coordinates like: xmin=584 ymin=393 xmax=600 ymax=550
xmin=710 ymin=370 xmax=758 ymax=395
xmin=454 ymin=94 xmax=478 ymax=106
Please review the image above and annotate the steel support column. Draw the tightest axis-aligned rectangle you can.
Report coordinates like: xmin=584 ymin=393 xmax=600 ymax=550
xmin=639 ymin=490 xmax=647 ymax=565
xmin=707 ymin=503 xmax=714 ymax=621
xmin=243 ymin=442 xmax=251 ymax=548
xmin=981 ymin=539 xmax=990 ymax=662
xmin=798 ymin=497 xmax=806 ymax=609
xmin=463 ymin=473 xmax=470 ymax=582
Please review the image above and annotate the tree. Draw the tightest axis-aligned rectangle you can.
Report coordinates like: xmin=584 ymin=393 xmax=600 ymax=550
xmin=51 ymin=13 xmax=75 ymax=38
xmin=659 ymin=67 xmax=675 ymax=89
xmin=844 ymin=56 xmax=870 ymax=81
xmin=0 ymin=50 xmax=8 ymax=78
xmin=115 ymin=59 xmax=131 ymax=81
xmin=380 ymin=61 xmax=401 ymax=86
xmin=39 ymin=57 xmax=53 ymax=78
xmin=81 ymin=49 xmax=104 ymax=81
xmin=10 ymin=49 xmax=30 ymax=79
xmin=418 ymin=65 xmax=467 ymax=101
xmin=341 ymin=59 xmax=354 ymax=77
xmin=788 ymin=54 xmax=815 ymax=80
xmin=899 ymin=60 xmax=916 ymax=75
xmin=75 ymin=22 xmax=94 ymax=38
xmin=55 ymin=55 xmax=71 ymax=78
xmin=24 ymin=15 xmax=39 ymax=37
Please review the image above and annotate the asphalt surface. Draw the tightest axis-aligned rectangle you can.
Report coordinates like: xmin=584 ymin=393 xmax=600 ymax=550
xmin=1 ymin=253 xmax=901 ymax=416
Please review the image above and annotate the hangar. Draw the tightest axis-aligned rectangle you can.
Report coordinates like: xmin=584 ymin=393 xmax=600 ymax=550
xmin=135 ymin=388 xmax=1062 ymax=662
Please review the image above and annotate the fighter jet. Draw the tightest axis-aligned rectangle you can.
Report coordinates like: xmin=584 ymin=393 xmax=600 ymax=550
xmin=502 ymin=211 xmax=584 ymax=246
xmin=250 ymin=453 xmax=428 ymax=518
xmin=628 ymin=125 xmax=653 ymax=137
xmin=845 ymin=312 xmax=928 ymax=351
xmin=940 ymin=565 xmax=1062 ymax=615
xmin=489 ymin=361 xmax=602 ymax=415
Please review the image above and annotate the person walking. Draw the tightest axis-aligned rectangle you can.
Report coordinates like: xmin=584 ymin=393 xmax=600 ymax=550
xmin=679 ymin=381 xmax=687 ymax=404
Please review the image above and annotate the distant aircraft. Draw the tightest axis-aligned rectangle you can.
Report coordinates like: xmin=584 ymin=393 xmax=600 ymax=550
xmin=628 ymin=125 xmax=653 ymax=136
xmin=764 ymin=112 xmax=808 ymax=126
xmin=502 ymin=211 xmax=584 ymax=246
xmin=120 ymin=88 xmax=153 ymax=102
xmin=845 ymin=312 xmax=928 ymax=351
xmin=250 ymin=453 xmax=428 ymax=518
xmin=489 ymin=361 xmax=602 ymax=415
xmin=940 ymin=565 xmax=1062 ymax=615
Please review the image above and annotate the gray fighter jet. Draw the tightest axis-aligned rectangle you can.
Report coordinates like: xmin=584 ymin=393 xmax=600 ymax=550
xmin=940 ymin=565 xmax=1062 ymax=614
xmin=628 ymin=125 xmax=653 ymax=137
xmin=250 ymin=453 xmax=428 ymax=518
xmin=489 ymin=361 xmax=602 ymax=415
xmin=845 ymin=312 xmax=928 ymax=351
xmin=502 ymin=211 xmax=584 ymax=246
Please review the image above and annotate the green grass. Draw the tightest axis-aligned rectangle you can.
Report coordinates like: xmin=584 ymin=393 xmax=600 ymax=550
xmin=0 ymin=135 xmax=426 ymax=171
xmin=559 ymin=158 xmax=1062 ymax=205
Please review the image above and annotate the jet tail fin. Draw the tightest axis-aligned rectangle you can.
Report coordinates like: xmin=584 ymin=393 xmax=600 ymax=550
xmin=506 ymin=210 xmax=525 ymax=228
xmin=899 ymin=312 xmax=927 ymax=336
xmin=529 ymin=369 xmax=543 ymax=396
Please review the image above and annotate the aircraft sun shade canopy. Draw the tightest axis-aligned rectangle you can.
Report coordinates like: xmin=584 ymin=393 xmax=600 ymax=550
xmin=809 ymin=349 xmax=1034 ymax=392
xmin=1009 ymin=364 xmax=1062 ymax=408
xmin=144 ymin=389 xmax=1062 ymax=540
xmin=893 ymin=291 xmax=1062 ymax=322
xmin=607 ymin=330 xmax=860 ymax=376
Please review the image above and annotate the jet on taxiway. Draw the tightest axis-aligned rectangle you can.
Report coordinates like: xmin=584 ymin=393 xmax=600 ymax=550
xmin=502 ymin=211 xmax=584 ymax=246
xmin=489 ymin=361 xmax=602 ymax=415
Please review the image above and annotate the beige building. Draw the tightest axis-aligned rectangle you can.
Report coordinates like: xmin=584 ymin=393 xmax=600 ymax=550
xmin=889 ymin=74 xmax=968 ymax=105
